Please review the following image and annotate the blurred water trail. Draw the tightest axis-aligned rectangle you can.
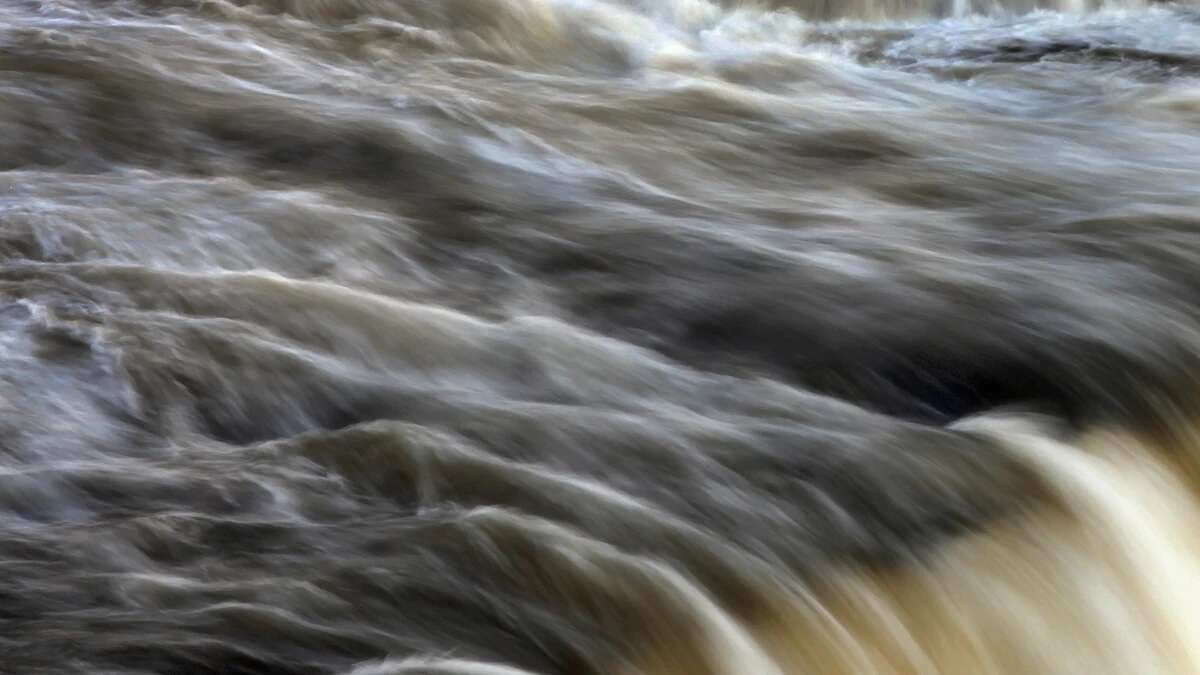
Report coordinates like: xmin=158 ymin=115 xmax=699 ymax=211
xmin=3 ymin=0 xmax=1200 ymax=673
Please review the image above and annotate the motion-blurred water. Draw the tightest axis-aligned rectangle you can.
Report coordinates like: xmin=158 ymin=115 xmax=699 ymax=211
xmin=4 ymin=0 xmax=1200 ymax=673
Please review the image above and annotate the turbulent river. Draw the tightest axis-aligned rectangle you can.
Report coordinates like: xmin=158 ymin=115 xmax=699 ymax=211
xmin=5 ymin=0 xmax=1200 ymax=673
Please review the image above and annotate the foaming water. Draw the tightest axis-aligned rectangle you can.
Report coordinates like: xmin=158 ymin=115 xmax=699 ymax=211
xmin=4 ymin=0 xmax=1200 ymax=673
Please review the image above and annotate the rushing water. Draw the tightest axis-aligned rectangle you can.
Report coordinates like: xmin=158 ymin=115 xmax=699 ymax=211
xmin=4 ymin=0 xmax=1200 ymax=673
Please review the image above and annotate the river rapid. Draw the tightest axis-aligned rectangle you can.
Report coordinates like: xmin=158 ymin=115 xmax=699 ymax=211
xmin=4 ymin=0 xmax=1200 ymax=673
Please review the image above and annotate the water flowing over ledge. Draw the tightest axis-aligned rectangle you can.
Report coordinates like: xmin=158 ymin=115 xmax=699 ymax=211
xmin=3 ymin=0 xmax=1200 ymax=673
